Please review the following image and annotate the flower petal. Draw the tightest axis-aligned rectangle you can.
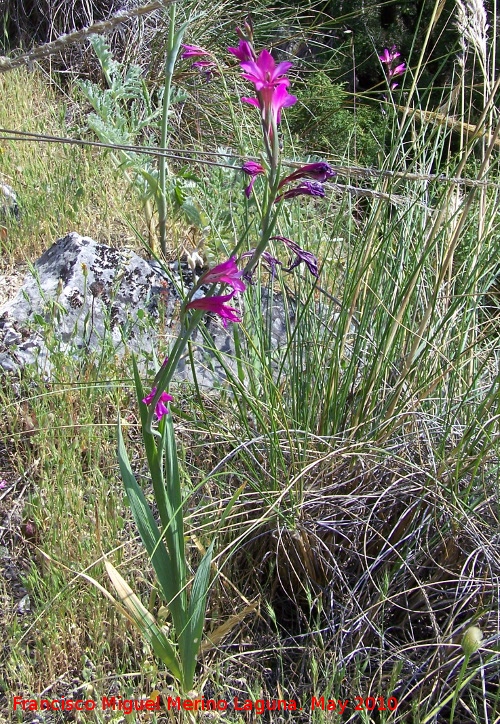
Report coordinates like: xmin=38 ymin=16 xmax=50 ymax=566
xmin=271 ymin=236 xmax=319 ymax=278
xmin=199 ymin=256 xmax=246 ymax=292
xmin=240 ymin=49 xmax=292 ymax=90
xmin=186 ymin=292 xmax=242 ymax=327
xmin=279 ymin=162 xmax=335 ymax=188
xmin=228 ymin=39 xmax=255 ymax=61
xmin=142 ymin=387 xmax=174 ymax=420
xmin=181 ymin=44 xmax=211 ymax=59
xmin=275 ymin=180 xmax=326 ymax=202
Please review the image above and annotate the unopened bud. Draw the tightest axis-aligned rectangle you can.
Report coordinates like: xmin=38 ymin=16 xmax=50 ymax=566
xmin=461 ymin=626 xmax=483 ymax=655
xmin=186 ymin=250 xmax=204 ymax=275
xmin=244 ymin=16 xmax=254 ymax=40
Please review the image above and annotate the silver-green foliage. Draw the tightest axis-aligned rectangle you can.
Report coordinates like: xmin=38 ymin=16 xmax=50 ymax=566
xmin=78 ymin=34 xmax=202 ymax=235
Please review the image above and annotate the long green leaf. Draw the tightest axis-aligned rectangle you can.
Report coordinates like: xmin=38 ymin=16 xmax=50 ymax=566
xmin=164 ymin=413 xmax=185 ymax=565
xmin=133 ymin=358 xmax=187 ymax=614
xmin=132 ymin=357 xmax=164 ymax=515
xmin=117 ymin=417 xmax=186 ymax=637
xmin=181 ymin=541 xmax=214 ymax=691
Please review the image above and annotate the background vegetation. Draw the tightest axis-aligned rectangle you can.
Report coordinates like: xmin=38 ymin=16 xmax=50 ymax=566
xmin=1 ymin=0 xmax=499 ymax=721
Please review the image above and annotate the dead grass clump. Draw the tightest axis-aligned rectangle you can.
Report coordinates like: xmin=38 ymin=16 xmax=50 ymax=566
xmin=215 ymin=439 xmax=500 ymax=719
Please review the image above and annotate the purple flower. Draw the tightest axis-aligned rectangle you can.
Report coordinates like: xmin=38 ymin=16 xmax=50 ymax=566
xmin=271 ymin=236 xmax=319 ymax=278
xmin=242 ymin=160 xmax=265 ymax=197
xmin=389 ymin=62 xmax=406 ymax=78
xmin=233 ymin=39 xmax=297 ymax=134
xmin=198 ymin=256 xmax=246 ymax=292
xmin=267 ymin=83 xmax=297 ymax=124
xmin=242 ymin=160 xmax=265 ymax=174
xmin=279 ymin=162 xmax=336 ymax=188
xmin=192 ymin=60 xmax=216 ymax=69
xmin=228 ymin=39 xmax=255 ymax=62
xmin=275 ymin=180 xmax=326 ymax=202
xmin=242 ymin=83 xmax=297 ymax=125
xmin=142 ymin=387 xmax=174 ymax=420
xmin=191 ymin=59 xmax=218 ymax=80
xmin=379 ymin=46 xmax=406 ymax=87
xmin=241 ymin=250 xmax=282 ymax=279
xmin=185 ymin=291 xmax=242 ymax=327
xmin=181 ymin=44 xmax=211 ymax=59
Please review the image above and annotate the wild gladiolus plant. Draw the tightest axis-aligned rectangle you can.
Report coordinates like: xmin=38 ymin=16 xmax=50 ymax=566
xmin=113 ymin=24 xmax=334 ymax=694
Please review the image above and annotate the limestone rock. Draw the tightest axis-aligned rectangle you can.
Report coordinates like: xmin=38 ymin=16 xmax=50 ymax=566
xmin=0 ymin=232 xmax=294 ymax=386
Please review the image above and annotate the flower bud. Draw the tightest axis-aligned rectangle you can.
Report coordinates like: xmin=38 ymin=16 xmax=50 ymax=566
xmin=461 ymin=626 xmax=483 ymax=655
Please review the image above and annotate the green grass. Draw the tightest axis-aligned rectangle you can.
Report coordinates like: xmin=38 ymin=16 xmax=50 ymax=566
xmin=0 ymin=67 xmax=147 ymax=261
xmin=1 ymin=1 xmax=500 ymax=721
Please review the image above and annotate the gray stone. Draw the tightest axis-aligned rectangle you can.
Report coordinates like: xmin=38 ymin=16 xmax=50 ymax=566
xmin=0 ymin=233 xmax=165 ymax=377
xmin=0 ymin=232 xmax=296 ymax=386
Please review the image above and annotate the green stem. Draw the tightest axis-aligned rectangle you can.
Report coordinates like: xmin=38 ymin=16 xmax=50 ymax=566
xmin=146 ymin=309 xmax=204 ymax=435
xmin=241 ymin=112 xmax=282 ymax=279
xmin=448 ymin=654 xmax=470 ymax=724
xmin=158 ymin=2 xmax=188 ymax=256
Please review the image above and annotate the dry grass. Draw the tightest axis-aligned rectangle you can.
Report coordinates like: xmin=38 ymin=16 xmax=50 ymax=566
xmin=180 ymin=429 xmax=497 ymax=721
xmin=0 ymin=67 xmax=147 ymax=264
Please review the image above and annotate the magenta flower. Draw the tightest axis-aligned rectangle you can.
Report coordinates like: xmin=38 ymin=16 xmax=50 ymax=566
xmin=228 ymin=39 xmax=255 ymax=62
xmin=185 ymin=292 xmax=242 ymax=327
xmin=142 ymin=387 xmax=174 ymax=420
xmin=389 ymin=62 xmax=406 ymax=78
xmin=192 ymin=60 xmax=216 ymax=69
xmin=275 ymin=180 xmax=326 ymax=202
xmin=271 ymin=236 xmax=319 ymax=278
xmin=379 ymin=46 xmax=406 ymax=88
xmin=198 ymin=256 xmax=246 ymax=293
xmin=268 ymin=83 xmax=297 ymax=124
xmin=242 ymin=160 xmax=265 ymax=174
xmin=279 ymin=162 xmax=336 ymax=188
xmin=232 ymin=36 xmax=297 ymax=134
xmin=242 ymin=82 xmax=297 ymax=125
xmin=191 ymin=59 xmax=218 ymax=80
xmin=181 ymin=44 xmax=211 ymax=59
xmin=379 ymin=46 xmax=400 ymax=64
xmin=240 ymin=49 xmax=293 ymax=91
xmin=242 ymin=160 xmax=265 ymax=197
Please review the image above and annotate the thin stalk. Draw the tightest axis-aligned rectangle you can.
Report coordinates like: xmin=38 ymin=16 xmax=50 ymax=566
xmin=146 ymin=309 xmax=204 ymax=435
xmin=158 ymin=2 xmax=188 ymax=256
